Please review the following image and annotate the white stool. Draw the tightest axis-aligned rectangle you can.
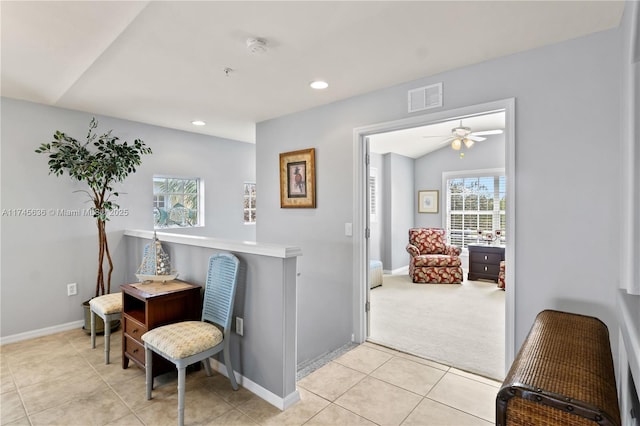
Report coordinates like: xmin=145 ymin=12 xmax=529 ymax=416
xmin=89 ymin=292 xmax=122 ymax=364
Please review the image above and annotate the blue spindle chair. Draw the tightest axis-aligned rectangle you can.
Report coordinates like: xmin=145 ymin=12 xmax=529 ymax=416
xmin=142 ymin=252 xmax=240 ymax=426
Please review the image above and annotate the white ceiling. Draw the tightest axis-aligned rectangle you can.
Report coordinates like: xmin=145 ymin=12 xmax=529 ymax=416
xmin=1 ymin=1 xmax=624 ymax=144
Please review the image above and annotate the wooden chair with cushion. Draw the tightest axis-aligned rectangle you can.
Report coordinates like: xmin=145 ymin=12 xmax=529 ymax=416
xmin=89 ymin=292 xmax=123 ymax=364
xmin=142 ymin=252 xmax=240 ymax=426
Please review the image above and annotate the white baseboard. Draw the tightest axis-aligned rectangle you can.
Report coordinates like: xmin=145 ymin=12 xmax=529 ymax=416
xmin=460 ymin=252 xmax=469 ymax=270
xmin=208 ymin=358 xmax=300 ymax=411
xmin=0 ymin=320 xmax=84 ymax=345
xmin=385 ymin=265 xmax=409 ymax=275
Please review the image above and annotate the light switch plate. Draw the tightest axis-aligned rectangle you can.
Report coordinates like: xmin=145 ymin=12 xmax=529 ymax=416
xmin=236 ymin=317 xmax=244 ymax=336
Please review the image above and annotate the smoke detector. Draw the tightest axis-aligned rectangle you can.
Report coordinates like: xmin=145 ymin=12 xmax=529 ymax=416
xmin=246 ymin=38 xmax=267 ymax=54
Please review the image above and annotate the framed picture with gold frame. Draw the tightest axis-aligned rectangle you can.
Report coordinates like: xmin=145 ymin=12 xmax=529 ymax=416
xmin=418 ymin=190 xmax=439 ymax=213
xmin=280 ymin=148 xmax=316 ymax=208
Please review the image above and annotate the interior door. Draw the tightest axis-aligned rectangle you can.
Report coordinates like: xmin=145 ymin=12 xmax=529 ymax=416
xmin=365 ymin=136 xmax=372 ymax=337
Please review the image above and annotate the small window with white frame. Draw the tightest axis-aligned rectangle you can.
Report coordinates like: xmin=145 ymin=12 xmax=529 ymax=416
xmin=153 ymin=176 xmax=203 ymax=228
xmin=243 ymin=182 xmax=256 ymax=224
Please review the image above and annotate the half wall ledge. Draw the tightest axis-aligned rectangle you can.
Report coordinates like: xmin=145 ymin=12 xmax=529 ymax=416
xmin=124 ymin=229 xmax=302 ymax=410
xmin=124 ymin=229 xmax=303 ymax=258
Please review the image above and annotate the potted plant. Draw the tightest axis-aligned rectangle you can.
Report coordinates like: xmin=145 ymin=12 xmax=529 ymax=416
xmin=36 ymin=118 xmax=152 ymax=331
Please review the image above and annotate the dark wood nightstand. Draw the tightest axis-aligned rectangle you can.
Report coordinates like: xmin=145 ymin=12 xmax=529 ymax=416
xmin=467 ymin=244 xmax=505 ymax=283
xmin=121 ymin=281 xmax=201 ymax=378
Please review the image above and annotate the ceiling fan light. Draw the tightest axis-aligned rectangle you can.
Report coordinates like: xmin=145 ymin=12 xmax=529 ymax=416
xmin=453 ymin=126 xmax=471 ymax=138
xmin=451 ymin=138 xmax=462 ymax=150
xmin=463 ymin=138 xmax=474 ymax=148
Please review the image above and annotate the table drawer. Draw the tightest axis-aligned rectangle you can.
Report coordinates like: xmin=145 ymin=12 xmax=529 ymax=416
xmin=470 ymin=262 xmax=500 ymax=276
xmin=124 ymin=315 xmax=147 ymax=343
xmin=124 ymin=336 xmax=145 ymax=365
xmin=470 ymin=252 xmax=502 ymax=264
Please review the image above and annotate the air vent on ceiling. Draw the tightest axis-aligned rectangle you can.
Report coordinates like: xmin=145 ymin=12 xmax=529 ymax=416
xmin=408 ymin=83 xmax=443 ymax=113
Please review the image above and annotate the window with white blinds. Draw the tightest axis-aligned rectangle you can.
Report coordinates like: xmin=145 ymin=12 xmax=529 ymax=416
xmin=369 ymin=167 xmax=378 ymax=223
xmin=446 ymin=172 xmax=506 ymax=248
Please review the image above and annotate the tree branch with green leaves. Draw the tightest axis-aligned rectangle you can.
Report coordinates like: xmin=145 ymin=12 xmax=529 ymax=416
xmin=36 ymin=118 xmax=152 ymax=297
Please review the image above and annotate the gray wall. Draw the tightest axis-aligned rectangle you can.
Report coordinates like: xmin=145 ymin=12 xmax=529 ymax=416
xmin=620 ymin=0 xmax=640 ymax=295
xmin=385 ymin=153 xmax=414 ymax=271
xmin=617 ymin=2 xmax=640 ymax=418
xmin=256 ymin=106 xmax=361 ymax=363
xmin=257 ymin=27 xmax=623 ymax=366
xmin=369 ymin=151 xmax=415 ymax=271
xmin=1 ymin=98 xmax=255 ymax=337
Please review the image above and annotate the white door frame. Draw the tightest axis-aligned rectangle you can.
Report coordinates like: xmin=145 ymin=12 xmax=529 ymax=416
xmin=351 ymin=98 xmax=516 ymax=372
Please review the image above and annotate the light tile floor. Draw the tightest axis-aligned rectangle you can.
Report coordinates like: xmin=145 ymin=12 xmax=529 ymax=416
xmin=1 ymin=328 xmax=500 ymax=425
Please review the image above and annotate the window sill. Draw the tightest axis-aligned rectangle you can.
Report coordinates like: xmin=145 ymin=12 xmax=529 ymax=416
xmin=154 ymin=224 xmax=204 ymax=230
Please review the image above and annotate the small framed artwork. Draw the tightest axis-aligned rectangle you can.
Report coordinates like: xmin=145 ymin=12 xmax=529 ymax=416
xmin=280 ymin=148 xmax=316 ymax=208
xmin=418 ymin=190 xmax=439 ymax=213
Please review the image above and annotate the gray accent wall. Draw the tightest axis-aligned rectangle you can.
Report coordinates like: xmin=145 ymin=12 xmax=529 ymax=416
xmin=257 ymin=26 xmax=623 ymax=367
xmin=369 ymin=151 xmax=415 ymax=271
xmin=384 ymin=153 xmax=414 ymax=271
xmin=1 ymin=98 xmax=255 ymax=337
xmin=617 ymin=2 xmax=640 ymax=415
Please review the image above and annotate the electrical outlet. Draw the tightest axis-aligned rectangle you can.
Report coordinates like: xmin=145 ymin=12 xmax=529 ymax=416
xmin=236 ymin=317 xmax=244 ymax=336
xmin=67 ymin=283 xmax=77 ymax=296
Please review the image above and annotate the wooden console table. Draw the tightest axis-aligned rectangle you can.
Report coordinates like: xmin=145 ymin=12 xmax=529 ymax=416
xmin=121 ymin=281 xmax=201 ymax=378
xmin=468 ymin=244 xmax=505 ymax=282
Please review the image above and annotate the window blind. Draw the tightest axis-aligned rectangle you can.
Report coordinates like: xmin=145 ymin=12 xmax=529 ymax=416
xmin=446 ymin=174 xmax=505 ymax=248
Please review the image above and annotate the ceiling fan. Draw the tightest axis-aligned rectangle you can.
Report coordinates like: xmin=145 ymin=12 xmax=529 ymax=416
xmin=423 ymin=121 xmax=503 ymax=151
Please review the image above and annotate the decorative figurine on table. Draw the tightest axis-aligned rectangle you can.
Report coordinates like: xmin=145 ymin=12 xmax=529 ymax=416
xmin=477 ymin=229 xmax=499 ymax=244
xmin=135 ymin=232 xmax=178 ymax=282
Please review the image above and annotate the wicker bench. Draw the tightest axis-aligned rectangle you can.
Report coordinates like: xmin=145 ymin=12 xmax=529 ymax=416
xmin=497 ymin=310 xmax=620 ymax=426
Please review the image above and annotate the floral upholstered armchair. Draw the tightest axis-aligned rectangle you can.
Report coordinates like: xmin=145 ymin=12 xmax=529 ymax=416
xmin=406 ymin=228 xmax=463 ymax=284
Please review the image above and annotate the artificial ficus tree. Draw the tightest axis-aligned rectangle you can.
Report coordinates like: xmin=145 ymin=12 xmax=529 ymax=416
xmin=36 ymin=118 xmax=152 ymax=297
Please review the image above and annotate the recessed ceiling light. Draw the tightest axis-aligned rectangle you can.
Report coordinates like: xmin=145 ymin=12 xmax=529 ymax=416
xmin=191 ymin=120 xmax=206 ymax=126
xmin=246 ymin=38 xmax=267 ymax=54
xmin=310 ymin=80 xmax=328 ymax=90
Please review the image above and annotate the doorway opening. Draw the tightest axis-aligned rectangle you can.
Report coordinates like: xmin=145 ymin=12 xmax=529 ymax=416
xmin=351 ymin=99 xmax=516 ymax=379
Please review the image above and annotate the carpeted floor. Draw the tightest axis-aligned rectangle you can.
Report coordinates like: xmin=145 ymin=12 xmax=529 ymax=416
xmin=368 ymin=273 xmax=505 ymax=381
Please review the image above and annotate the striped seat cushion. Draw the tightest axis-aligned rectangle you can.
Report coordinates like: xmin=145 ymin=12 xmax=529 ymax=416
xmin=142 ymin=321 xmax=223 ymax=359
xmin=89 ymin=293 xmax=122 ymax=315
